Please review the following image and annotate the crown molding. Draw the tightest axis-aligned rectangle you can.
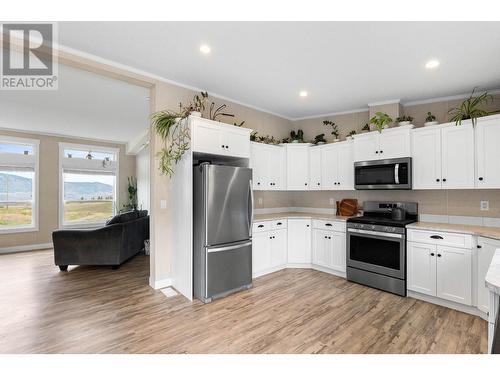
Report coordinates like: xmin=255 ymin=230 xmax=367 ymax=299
xmin=403 ymin=88 xmax=500 ymax=106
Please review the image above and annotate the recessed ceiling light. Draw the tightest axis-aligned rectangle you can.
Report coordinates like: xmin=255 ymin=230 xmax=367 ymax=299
xmin=299 ymin=91 xmax=308 ymax=97
xmin=200 ymin=44 xmax=211 ymax=54
xmin=425 ymin=59 xmax=440 ymax=69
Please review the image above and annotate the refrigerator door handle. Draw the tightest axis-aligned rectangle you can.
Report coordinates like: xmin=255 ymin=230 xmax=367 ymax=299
xmin=248 ymin=179 xmax=254 ymax=238
xmin=207 ymin=240 xmax=253 ymax=253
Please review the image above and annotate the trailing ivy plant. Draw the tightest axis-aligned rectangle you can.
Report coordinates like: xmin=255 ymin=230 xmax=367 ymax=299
xmin=448 ymin=88 xmax=493 ymax=126
xmin=369 ymin=112 xmax=393 ymax=133
xmin=152 ymin=105 xmax=191 ymax=177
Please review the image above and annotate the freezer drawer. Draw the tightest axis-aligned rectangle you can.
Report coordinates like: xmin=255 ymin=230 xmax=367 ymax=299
xmin=205 ymin=241 xmax=252 ymax=300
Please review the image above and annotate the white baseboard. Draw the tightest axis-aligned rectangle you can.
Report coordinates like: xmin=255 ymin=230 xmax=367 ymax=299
xmin=311 ymin=264 xmax=346 ymax=278
xmin=408 ymin=290 xmax=488 ymax=320
xmin=149 ymin=277 xmax=172 ymax=290
xmin=0 ymin=242 xmax=53 ymax=254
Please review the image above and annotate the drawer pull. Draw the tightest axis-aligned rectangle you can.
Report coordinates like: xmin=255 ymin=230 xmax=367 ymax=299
xmin=277 ymin=222 xmax=282 ymax=226
xmin=430 ymin=235 xmax=443 ymax=240
xmin=325 ymin=223 xmax=332 ymax=227
xmin=258 ymin=224 xmax=264 ymax=228
xmin=477 ymin=245 xmax=482 ymax=249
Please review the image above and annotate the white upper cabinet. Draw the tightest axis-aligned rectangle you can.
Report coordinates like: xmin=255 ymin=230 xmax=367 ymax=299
xmin=441 ymin=123 xmax=475 ymax=189
xmin=335 ymin=142 xmax=354 ymax=190
xmin=309 ymin=147 xmax=322 ymax=190
xmin=412 ymin=127 xmax=442 ymax=189
xmin=353 ymin=126 xmax=412 ymax=162
xmin=191 ymin=117 xmax=251 ymax=158
xmin=286 ymin=144 xmax=310 ymax=190
xmin=250 ymin=142 xmax=286 ymax=190
xmin=320 ymin=145 xmax=338 ymax=190
xmin=412 ymin=123 xmax=474 ymax=190
xmin=475 ymin=115 xmax=500 ymax=188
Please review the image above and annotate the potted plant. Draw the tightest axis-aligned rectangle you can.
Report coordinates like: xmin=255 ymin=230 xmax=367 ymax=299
xmin=290 ymin=129 xmax=304 ymax=143
xmin=369 ymin=112 xmax=393 ymax=133
xmin=191 ymin=91 xmax=208 ymax=117
xmin=395 ymin=115 xmax=414 ymax=126
xmin=313 ymin=133 xmax=326 ymax=145
xmin=424 ymin=112 xmax=438 ymax=126
xmin=323 ymin=120 xmax=340 ymax=142
xmin=250 ymin=130 xmax=258 ymax=142
xmin=448 ymin=88 xmax=493 ymax=126
xmin=209 ymin=102 xmax=235 ymax=121
xmin=361 ymin=123 xmax=370 ymax=133
xmin=346 ymin=130 xmax=357 ymax=140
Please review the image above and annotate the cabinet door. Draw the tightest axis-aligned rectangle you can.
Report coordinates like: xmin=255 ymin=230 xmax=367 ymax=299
xmin=321 ymin=146 xmax=338 ymax=190
xmin=477 ymin=238 xmax=500 ymax=313
xmin=411 ymin=128 xmax=442 ymax=189
xmin=476 ymin=118 xmax=500 ymax=188
xmin=271 ymin=229 xmax=288 ymax=268
xmin=286 ymin=146 xmax=310 ymax=190
xmin=378 ymin=128 xmax=411 ymax=159
xmin=407 ymin=242 xmax=437 ymax=296
xmin=312 ymin=229 xmax=329 ymax=267
xmin=268 ymin=146 xmax=286 ymax=190
xmin=287 ymin=219 xmax=312 ymax=264
xmin=252 ymin=232 xmax=271 ymax=277
xmin=250 ymin=143 xmax=267 ymax=190
xmin=330 ymin=231 xmax=346 ymax=272
xmin=223 ymin=127 xmax=250 ymax=158
xmin=192 ymin=121 xmax=223 ymax=155
xmin=353 ymin=132 xmax=379 ymax=162
xmin=436 ymin=245 xmax=472 ymax=305
xmin=309 ymin=147 xmax=322 ymax=190
xmin=441 ymin=124 xmax=475 ymax=189
xmin=336 ymin=143 xmax=354 ymax=190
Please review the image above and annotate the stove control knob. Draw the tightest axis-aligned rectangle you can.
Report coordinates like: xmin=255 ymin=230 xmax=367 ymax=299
xmin=371 ymin=225 xmax=376 ymax=230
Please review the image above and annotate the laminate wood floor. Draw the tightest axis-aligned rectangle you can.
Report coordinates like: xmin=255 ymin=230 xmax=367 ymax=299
xmin=0 ymin=250 xmax=487 ymax=354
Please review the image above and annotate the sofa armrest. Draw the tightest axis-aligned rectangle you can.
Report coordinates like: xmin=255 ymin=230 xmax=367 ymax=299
xmin=52 ymin=225 xmax=123 ymax=266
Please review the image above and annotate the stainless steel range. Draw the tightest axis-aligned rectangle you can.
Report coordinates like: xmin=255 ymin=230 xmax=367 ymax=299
xmin=346 ymin=201 xmax=418 ymax=296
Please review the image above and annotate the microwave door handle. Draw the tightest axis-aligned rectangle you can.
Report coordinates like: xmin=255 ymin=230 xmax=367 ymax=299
xmin=394 ymin=163 xmax=399 ymax=184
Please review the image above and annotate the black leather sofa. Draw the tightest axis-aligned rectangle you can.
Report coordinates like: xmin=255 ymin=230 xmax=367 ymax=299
xmin=52 ymin=210 xmax=149 ymax=271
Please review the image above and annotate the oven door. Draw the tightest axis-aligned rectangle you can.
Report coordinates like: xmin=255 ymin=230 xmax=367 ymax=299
xmin=354 ymin=157 xmax=411 ymax=190
xmin=347 ymin=228 xmax=405 ymax=279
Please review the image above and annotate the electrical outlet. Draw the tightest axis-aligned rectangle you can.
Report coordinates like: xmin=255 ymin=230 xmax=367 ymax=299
xmin=258 ymin=198 xmax=263 ymax=205
xmin=329 ymin=198 xmax=335 ymax=205
xmin=160 ymin=200 xmax=167 ymax=209
xmin=480 ymin=201 xmax=490 ymax=211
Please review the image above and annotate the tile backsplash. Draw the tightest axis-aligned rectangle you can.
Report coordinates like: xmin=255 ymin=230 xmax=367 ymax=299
xmin=254 ymin=189 xmax=500 ymax=218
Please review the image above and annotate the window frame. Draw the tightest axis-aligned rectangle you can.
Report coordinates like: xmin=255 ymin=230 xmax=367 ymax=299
xmin=58 ymin=142 xmax=120 ymax=229
xmin=0 ymin=135 xmax=40 ymax=234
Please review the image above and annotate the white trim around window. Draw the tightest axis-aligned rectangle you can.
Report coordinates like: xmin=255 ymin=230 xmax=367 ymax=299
xmin=58 ymin=142 xmax=120 ymax=229
xmin=0 ymin=135 xmax=40 ymax=234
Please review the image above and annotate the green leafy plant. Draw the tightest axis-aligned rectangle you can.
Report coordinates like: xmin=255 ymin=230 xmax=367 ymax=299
xmin=323 ymin=120 xmax=339 ymax=139
xmin=250 ymin=130 xmax=258 ymax=141
xmin=347 ymin=130 xmax=357 ymax=137
xmin=313 ymin=133 xmax=326 ymax=144
xmin=290 ymin=129 xmax=304 ymax=142
xmin=369 ymin=112 xmax=393 ymax=133
xmin=448 ymin=88 xmax=493 ymax=126
xmin=192 ymin=91 xmax=208 ymax=113
xmin=361 ymin=123 xmax=370 ymax=132
xmin=395 ymin=115 xmax=414 ymax=123
xmin=234 ymin=121 xmax=245 ymax=127
xmin=425 ymin=112 xmax=436 ymax=122
xmin=209 ymin=102 xmax=235 ymax=121
xmin=152 ymin=105 xmax=191 ymax=177
xmin=281 ymin=137 xmax=290 ymax=144
xmin=123 ymin=176 xmax=138 ymax=211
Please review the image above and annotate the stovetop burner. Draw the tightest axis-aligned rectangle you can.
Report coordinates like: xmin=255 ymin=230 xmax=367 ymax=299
xmin=347 ymin=201 xmax=419 ymax=229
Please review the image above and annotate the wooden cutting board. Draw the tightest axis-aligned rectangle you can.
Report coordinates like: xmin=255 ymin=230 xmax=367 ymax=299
xmin=337 ymin=199 xmax=359 ymax=216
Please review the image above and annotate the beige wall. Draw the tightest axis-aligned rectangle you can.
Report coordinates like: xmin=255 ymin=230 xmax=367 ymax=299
xmin=0 ymin=129 xmax=136 ymax=248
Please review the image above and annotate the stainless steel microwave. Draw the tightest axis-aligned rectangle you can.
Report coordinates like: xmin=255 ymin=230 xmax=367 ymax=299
xmin=354 ymin=157 xmax=412 ymax=190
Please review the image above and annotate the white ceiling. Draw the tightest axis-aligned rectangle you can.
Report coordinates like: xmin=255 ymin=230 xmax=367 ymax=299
xmin=0 ymin=62 xmax=150 ymax=145
xmin=58 ymin=21 xmax=500 ymax=119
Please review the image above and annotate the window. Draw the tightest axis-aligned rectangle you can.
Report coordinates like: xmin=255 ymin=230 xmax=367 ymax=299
xmin=59 ymin=143 xmax=119 ymax=227
xmin=0 ymin=136 xmax=39 ymax=233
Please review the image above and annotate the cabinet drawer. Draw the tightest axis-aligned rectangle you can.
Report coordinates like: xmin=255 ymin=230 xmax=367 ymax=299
xmin=407 ymin=229 xmax=472 ymax=249
xmin=253 ymin=220 xmax=287 ymax=233
xmin=312 ymin=219 xmax=345 ymax=232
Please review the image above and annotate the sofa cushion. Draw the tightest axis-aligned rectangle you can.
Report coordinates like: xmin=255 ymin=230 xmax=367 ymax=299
xmin=106 ymin=214 xmax=121 ymax=225
xmin=138 ymin=210 xmax=148 ymax=218
xmin=119 ymin=210 xmax=139 ymax=223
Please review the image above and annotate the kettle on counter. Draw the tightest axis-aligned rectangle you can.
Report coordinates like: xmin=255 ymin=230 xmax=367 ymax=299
xmin=391 ymin=206 xmax=406 ymax=221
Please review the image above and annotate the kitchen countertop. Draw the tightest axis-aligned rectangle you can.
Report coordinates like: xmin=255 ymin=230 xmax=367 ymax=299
xmin=486 ymin=250 xmax=500 ymax=294
xmin=406 ymin=222 xmax=500 ymax=241
xmin=254 ymin=212 xmax=353 ymax=222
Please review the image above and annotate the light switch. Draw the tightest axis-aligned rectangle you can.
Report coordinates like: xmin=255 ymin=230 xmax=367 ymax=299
xmin=480 ymin=201 xmax=489 ymax=211
xmin=160 ymin=200 xmax=167 ymax=209
xmin=329 ymin=198 xmax=335 ymax=206
xmin=258 ymin=198 xmax=263 ymax=205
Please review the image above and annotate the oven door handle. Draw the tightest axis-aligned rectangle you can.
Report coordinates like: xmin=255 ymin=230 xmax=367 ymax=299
xmin=394 ymin=163 xmax=400 ymax=184
xmin=348 ymin=228 xmax=404 ymax=239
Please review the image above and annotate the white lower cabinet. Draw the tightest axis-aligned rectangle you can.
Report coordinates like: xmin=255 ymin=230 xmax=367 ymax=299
xmin=252 ymin=222 xmax=287 ymax=278
xmin=477 ymin=237 xmax=500 ymax=313
xmin=407 ymin=230 xmax=473 ymax=306
xmin=312 ymin=227 xmax=346 ymax=273
xmin=287 ymin=219 xmax=312 ymax=265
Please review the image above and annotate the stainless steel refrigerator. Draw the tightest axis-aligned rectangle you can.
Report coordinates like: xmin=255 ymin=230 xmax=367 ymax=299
xmin=193 ymin=163 xmax=253 ymax=303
